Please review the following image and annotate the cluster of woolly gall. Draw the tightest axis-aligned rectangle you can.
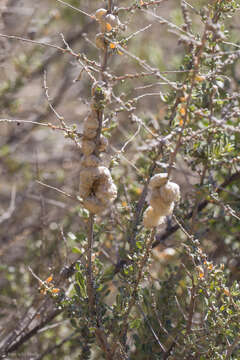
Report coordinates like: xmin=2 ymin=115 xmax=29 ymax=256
xmin=95 ymin=8 xmax=124 ymax=50
xmin=79 ymin=83 xmax=117 ymax=214
xmin=143 ymin=173 xmax=180 ymax=228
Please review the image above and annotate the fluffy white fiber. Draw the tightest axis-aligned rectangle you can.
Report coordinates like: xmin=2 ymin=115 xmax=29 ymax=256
xmin=143 ymin=206 xmax=165 ymax=228
xmin=143 ymin=173 xmax=180 ymax=228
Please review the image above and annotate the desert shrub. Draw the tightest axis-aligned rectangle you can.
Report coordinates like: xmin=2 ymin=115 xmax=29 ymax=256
xmin=0 ymin=0 xmax=240 ymax=359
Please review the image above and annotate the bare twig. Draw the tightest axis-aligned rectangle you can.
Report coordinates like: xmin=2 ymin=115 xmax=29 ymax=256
xmin=55 ymin=0 xmax=93 ymax=19
xmin=137 ymin=304 xmax=167 ymax=353
xmin=0 ymin=33 xmax=68 ymax=53
xmin=36 ymin=180 xmax=77 ymax=200
xmin=142 ymin=9 xmax=196 ymax=39
xmin=117 ymin=0 xmax=167 ymax=13
xmin=120 ymin=123 xmax=141 ymax=153
xmin=60 ymin=33 xmax=96 ymax=82
xmin=0 ymin=118 xmax=66 ymax=130
xmin=43 ymin=71 xmax=66 ymax=127
xmin=125 ymin=24 xmax=152 ymax=43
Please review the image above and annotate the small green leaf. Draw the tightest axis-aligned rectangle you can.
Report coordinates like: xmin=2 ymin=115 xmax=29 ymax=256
xmin=72 ymin=247 xmax=82 ymax=254
xmin=136 ymin=241 xmax=143 ymax=250
xmin=130 ymin=318 xmax=141 ymax=329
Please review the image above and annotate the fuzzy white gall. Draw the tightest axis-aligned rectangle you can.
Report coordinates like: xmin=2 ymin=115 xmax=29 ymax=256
xmin=143 ymin=173 xmax=180 ymax=228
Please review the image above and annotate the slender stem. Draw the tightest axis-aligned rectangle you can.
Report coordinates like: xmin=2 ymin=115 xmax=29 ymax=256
xmin=168 ymin=21 xmax=208 ymax=178
xmin=128 ymin=160 xmax=157 ymax=250
xmin=0 ymin=33 xmax=66 ymax=53
xmin=55 ymin=0 xmax=93 ymax=18
xmin=101 ymin=48 xmax=109 ymax=79
xmin=86 ymin=214 xmax=95 ymax=314
xmin=191 ymin=163 xmax=208 ymax=231
xmin=108 ymin=0 xmax=113 ymax=13
xmin=112 ymin=229 xmax=156 ymax=354
xmin=85 ymin=215 xmax=113 ymax=359
xmin=100 ymin=0 xmax=112 ymax=81
xmin=94 ymin=110 xmax=103 ymax=156
xmin=186 ymin=279 xmax=196 ymax=333
xmin=226 ymin=335 xmax=240 ymax=360
xmin=137 ymin=304 xmax=167 ymax=353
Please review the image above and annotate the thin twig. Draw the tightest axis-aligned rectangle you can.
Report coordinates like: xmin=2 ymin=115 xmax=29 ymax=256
xmin=186 ymin=277 xmax=196 ymax=334
xmin=0 ymin=33 xmax=67 ymax=53
xmin=0 ymin=118 xmax=66 ymax=130
xmin=137 ymin=304 xmax=167 ymax=353
xmin=36 ymin=180 xmax=77 ymax=200
xmin=104 ymin=35 xmax=179 ymax=90
xmin=120 ymin=123 xmax=141 ymax=153
xmin=125 ymin=24 xmax=152 ymax=43
xmin=43 ymin=71 xmax=66 ymax=127
xmin=60 ymin=33 xmax=96 ymax=81
xmin=117 ymin=0 xmax=167 ymax=13
xmin=142 ymin=9 xmax=195 ymax=39
xmin=55 ymin=0 xmax=93 ymax=19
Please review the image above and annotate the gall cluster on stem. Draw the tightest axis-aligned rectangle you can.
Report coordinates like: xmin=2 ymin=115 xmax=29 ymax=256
xmin=95 ymin=8 xmax=124 ymax=50
xmin=143 ymin=173 xmax=180 ymax=228
xmin=79 ymin=82 xmax=117 ymax=214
